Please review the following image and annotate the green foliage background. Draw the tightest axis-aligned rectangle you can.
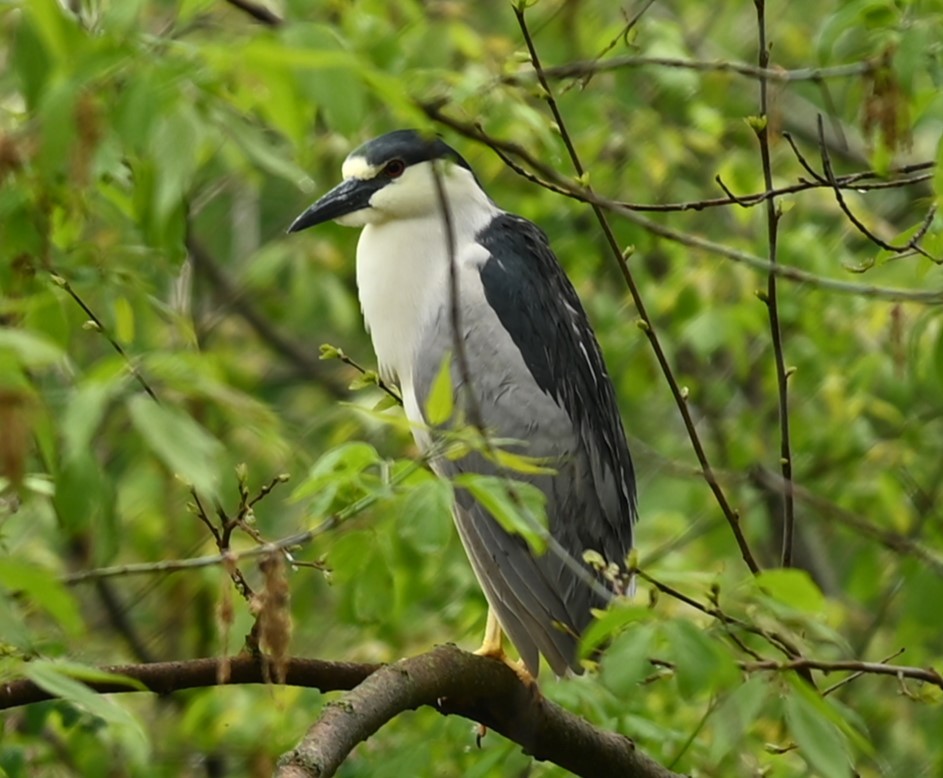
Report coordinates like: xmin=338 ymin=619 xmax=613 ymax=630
xmin=1 ymin=0 xmax=942 ymax=775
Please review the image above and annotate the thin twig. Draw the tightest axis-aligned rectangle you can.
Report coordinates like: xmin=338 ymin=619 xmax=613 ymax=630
xmin=502 ymin=54 xmax=878 ymax=86
xmin=50 ymin=274 xmax=159 ymax=403
xmin=752 ymin=0 xmax=795 ymax=567
xmin=571 ymin=0 xmax=657 ymax=89
xmin=782 ymin=131 xmax=828 ymax=183
xmin=634 ymin=568 xmax=803 ymax=663
xmin=429 ymin=163 xmax=485 ymax=432
xmin=481 ymin=141 xmax=931 ymax=213
xmin=63 ymin=455 xmax=433 ymax=586
xmin=821 ymin=648 xmax=905 ymax=696
xmin=513 ymin=5 xmax=761 ymax=575
xmin=60 ymin=534 xmax=316 ymax=585
xmin=421 ymin=106 xmax=943 ymax=303
xmin=328 ymin=348 xmax=402 ymax=403
xmin=817 ymin=116 xmax=938 ymax=261
xmin=741 ymin=656 xmax=942 ymax=690
xmin=221 ymin=0 xmax=281 ymax=26
xmin=50 ymin=269 xmax=257 ymax=601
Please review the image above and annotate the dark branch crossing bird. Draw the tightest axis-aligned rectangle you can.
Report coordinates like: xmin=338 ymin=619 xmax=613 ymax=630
xmin=289 ymin=129 xmax=637 ymax=678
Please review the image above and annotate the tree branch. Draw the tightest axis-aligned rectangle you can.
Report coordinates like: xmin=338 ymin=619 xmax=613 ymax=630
xmin=752 ymin=0 xmax=796 ymax=567
xmin=502 ymin=54 xmax=878 ymax=86
xmin=221 ymin=0 xmax=282 ymax=26
xmin=421 ymin=105 xmax=943 ymax=304
xmin=275 ymin=644 xmax=683 ymax=778
xmin=5 ymin=647 xmax=936 ymax=774
xmin=512 ymin=5 xmax=760 ymax=576
xmin=0 ymin=655 xmax=377 ymax=710
xmin=742 ymin=656 xmax=943 ymax=689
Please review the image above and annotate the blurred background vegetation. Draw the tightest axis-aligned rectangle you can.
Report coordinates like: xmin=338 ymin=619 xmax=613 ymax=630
xmin=1 ymin=0 xmax=942 ymax=775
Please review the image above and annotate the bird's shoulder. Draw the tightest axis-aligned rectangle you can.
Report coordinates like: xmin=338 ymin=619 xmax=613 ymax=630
xmin=474 ymin=210 xmax=638 ymax=533
xmin=474 ymin=211 xmax=600 ymax=401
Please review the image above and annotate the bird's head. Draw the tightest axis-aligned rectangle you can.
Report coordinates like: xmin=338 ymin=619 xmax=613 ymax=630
xmin=288 ymin=129 xmax=480 ymax=232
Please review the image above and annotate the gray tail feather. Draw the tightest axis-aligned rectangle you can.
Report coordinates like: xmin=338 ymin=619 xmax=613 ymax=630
xmin=453 ymin=505 xmax=599 ymax=676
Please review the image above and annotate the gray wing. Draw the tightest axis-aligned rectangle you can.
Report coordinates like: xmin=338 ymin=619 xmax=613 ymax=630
xmin=412 ymin=213 xmax=637 ymax=676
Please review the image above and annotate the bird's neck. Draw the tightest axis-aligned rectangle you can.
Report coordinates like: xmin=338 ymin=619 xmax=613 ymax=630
xmin=355 ymin=201 xmax=497 ymax=389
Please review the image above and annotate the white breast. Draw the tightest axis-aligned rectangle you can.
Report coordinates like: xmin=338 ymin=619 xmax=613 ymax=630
xmin=356 ymin=215 xmax=445 ymax=388
xmin=355 ymin=196 xmax=498 ymax=417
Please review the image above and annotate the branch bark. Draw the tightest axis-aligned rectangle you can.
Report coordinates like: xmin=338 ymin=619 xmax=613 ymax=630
xmin=0 ymin=655 xmax=378 ymax=710
xmin=276 ymin=644 xmax=683 ymax=778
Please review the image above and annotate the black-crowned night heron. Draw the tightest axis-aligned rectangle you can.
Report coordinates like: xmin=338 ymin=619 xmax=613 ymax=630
xmin=289 ymin=129 xmax=637 ymax=677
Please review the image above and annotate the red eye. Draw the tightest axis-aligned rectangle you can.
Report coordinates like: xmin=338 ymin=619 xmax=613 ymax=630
xmin=383 ymin=159 xmax=405 ymax=178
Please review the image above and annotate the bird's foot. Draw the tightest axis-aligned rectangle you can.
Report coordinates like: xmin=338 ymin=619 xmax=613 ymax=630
xmin=473 ymin=643 xmax=538 ymax=687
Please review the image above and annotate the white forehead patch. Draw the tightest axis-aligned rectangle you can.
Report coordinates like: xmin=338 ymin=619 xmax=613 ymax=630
xmin=341 ymin=155 xmax=378 ymax=181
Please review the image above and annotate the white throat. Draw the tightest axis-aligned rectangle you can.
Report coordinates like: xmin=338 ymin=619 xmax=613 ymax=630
xmin=355 ymin=167 xmax=498 ymax=392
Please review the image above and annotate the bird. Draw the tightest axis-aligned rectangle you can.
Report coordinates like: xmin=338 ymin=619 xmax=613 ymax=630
xmin=288 ymin=129 xmax=637 ymax=677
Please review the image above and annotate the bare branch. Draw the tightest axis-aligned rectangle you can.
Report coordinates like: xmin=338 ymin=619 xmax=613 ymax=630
xmin=221 ymin=0 xmax=281 ymax=26
xmin=634 ymin=568 xmax=806 ymax=664
xmin=421 ymin=105 xmax=943 ymax=304
xmin=742 ymin=656 xmax=943 ymax=690
xmin=816 ymin=116 xmax=939 ymax=261
xmin=512 ymin=6 xmax=762 ymax=576
xmin=48 ymin=265 xmax=258 ymax=603
xmin=0 ymin=655 xmax=376 ymax=710
xmin=502 ymin=54 xmax=877 ymax=86
xmin=752 ymin=0 xmax=796 ymax=567
xmin=275 ymin=645 xmax=683 ymax=778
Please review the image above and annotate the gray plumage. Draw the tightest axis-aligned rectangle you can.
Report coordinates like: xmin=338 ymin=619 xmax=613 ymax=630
xmin=289 ymin=130 xmax=637 ymax=676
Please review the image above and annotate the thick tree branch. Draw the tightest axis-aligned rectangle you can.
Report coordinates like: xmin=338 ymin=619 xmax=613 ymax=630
xmin=275 ymin=645 xmax=683 ymax=778
xmin=4 ymin=648 xmax=938 ymax=775
xmin=0 ymin=655 xmax=377 ymax=710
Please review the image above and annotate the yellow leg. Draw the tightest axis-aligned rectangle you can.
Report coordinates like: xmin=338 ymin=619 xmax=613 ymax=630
xmin=474 ymin=608 xmax=505 ymax=659
xmin=473 ymin=608 xmax=538 ymax=687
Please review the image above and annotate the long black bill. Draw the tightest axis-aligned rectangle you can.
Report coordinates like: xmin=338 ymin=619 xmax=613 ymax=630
xmin=287 ymin=177 xmax=383 ymax=233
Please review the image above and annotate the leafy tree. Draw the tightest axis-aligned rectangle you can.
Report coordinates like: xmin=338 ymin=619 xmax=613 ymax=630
xmin=1 ymin=0 xmax=942 ymax=776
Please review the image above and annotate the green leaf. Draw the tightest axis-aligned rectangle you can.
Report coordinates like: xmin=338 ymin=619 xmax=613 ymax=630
xmin=396 ymin=475 xmax=453 ymax=554
xmin=62 ymin=379 xmax=120 ymax=463
xmin=113 ymin=296 xmax=135 ymax=344
xmin=0 ymin=327 xmax=67 ymax=368
xmin=26 ymin=661 xmax=149 ymax=760
xmin=581 ymin=603 xmax=652 ymax=657
xmin=664 ymin=619 xmax=739 ymax=699
xmin=784 ymin=687 xmax=852 ymax=778
xmin=126 ymin=395 xmax=224 ymax=500
xmin=290 ymin=441 xmax=381 ymax=510
xmin=599 ymin=623 xmax=657 ymax=695
xmin=453 ymin=474 xmax=547 ymax=553
xmin=0 ymin=561 xmax=84 ymax=636
xmin=149 ymin=107 xmax=202 ymax=222
xmin=425 ymin=353 xmax=454 ymax=425
xmin=755 ymin=568 xmax=826 ymax=613
xmin=488 ymin=447 xmax=556 ymax=476
xmin=708 ymin=676 xmax=768 ymax=764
